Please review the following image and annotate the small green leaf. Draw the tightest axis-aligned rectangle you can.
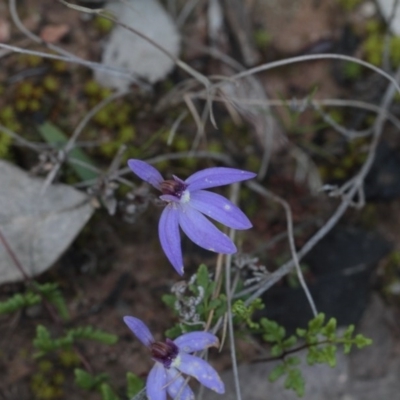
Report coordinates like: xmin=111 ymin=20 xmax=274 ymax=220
xmin=164 ymin=325 xmax=183 ymax=338
xmin=161 ymin=294 xmax=176 ymax=309
xmin=286 ymin=356 xmax=301 ymax=367
xmin=354 ymin=334 xmax=373 ymax=348
xmin=196 ymin=264 xmax=210 ymax=289
xmin=260 ymin=318 xmax=286 ymax=342
xmin=306 ymin=346 xmax=319 ymax=365
xmin=308 ymin=313 xmax=325 ymax=333
xmin=271 ymin=344 xmax=283 ymax=357
xmin=100 ymin=383 xmax=120 ymax=400
xmin=322 ymin=318 xmax=337 ymax=337
xmin=325 ymin=345 xmax=337 ymax=367
xmin=268 ymin=364 xmax=286 ymax=382
xmin=343 ymin=324 xmax=355 ymax=340
xmin=74 ymin=368 xmax=93 ymax=389
xmin=284 ymin=368 xmax=305 ymax=397
xmin=343 ymin=342 xmax=353 ymax=354
xmin=296 ymin=328 xmax=306 ymax=337
xmin=283 ymin=335 xmax=297 ymax=349
xmin=37 ymin=122 xmax=98 ymax=181
xmin=74 ymin=368 xmax=109 ymax=390
xmin=126 ymin=372 xmax=145 ymax=398
xmin=0 ymin=291 xmax=41 ymax=315
xmin=209 ymin=298 xmax=222 ymax=310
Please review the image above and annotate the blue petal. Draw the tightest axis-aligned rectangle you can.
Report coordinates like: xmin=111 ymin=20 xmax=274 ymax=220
xmin=178 ymin=206 xmax=236 ymax=254
xmin=147 ymin=363 xmax=167 ymax=400
xmin=174 ymin=332 xmax=219 ymax=353
xmin=159 ymin=205 xmax=184 ymax=275
xmin=175 ymin=353 xmax=225 ymax=394
xmin=123 ymin=316 xmax=154 ymax=347
xmin=185 ymin=167 xmax=256 ymax=191
xmin=166 ymin=368 xmax=194 ymax=400
xmin=190 ymin=190 xmax=252 ymax=230
xmin=128 ymin=159 xmax=164 ymax=190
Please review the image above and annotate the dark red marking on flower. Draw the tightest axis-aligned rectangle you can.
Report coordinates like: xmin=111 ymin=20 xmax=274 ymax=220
xmin=160 ymin=179 xmax=187 ymax=199
xmin=150 ymin=339 xmax=179 ymax=368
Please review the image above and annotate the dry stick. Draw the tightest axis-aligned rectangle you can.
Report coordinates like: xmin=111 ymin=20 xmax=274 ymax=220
xmin=177 ymin=0 xmax=204 ymax=27
xmin=0 ymin=123 xmax=43 ymax=152
xmin=246 ymin=181 xmax=318 ymax=317
xmin=167 ymin=110 xmax=188 ymax=145
xmin=191 ymin=94 xmax=400 ymax=132
xmin=244 ymin=66 xmax=400 ymax=305
xmin=0 ymin=227 xmax=93 ymax=372
xmin=313 ymin=104 xmax=374 ymax=139
xmin=227 ymin=54 xmax=400 ymax=94
xmin=0 ymin=43 xmax=138 ymax=82
xmin=252 ymin=339 xmax=334 ymax=364
xmin=8 ymin=0 xmax=141 ymax=83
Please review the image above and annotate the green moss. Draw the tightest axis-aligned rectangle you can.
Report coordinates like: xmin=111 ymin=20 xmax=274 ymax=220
xmin=84 ymin=80 xmax=101 ymax=97
xmin=58 ymin=349 xmax=81 ymax=367
xmin=52 ymin=60 xmax=68 ymax=73
xmin=337 ymin=0 xmax=363 ymax=12
xmin=363 ymin=34 xmax=383 ymax=66
xmin=390 ymin=36 xmax=400 ymax=67
xmin=29 ymin=99 xmax=41 ymax=112
xmin=30 ymin=369 xmax=65 ymax=400
xmin=18 ymin=81 xmax=35 ymax=98
xmin=254 ymin=29 xmax=272 ymax=49
xmin=43 ymin=76 xmax=60 ymax=92
xmin=93 ymin=15 xmax=114 ymax=33
xmin=343 ymin=61 xmax=363 ymax=80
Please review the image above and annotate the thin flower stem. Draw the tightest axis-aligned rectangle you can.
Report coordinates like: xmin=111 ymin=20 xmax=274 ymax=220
xmin=225 ymin=183 xmax=243 ymax=400
xmin=205 ymin=253 xmax=224 ymax=331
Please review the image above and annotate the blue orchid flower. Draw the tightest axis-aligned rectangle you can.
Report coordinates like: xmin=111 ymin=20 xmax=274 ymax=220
xmin=124 ymin=316 xmax=225 ymax=400
xmin=128 ymin=159 xmax=256 ymax=275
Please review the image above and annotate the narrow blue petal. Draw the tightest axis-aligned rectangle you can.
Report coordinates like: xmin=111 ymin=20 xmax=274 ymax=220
xmin=159 ymin=205 xmax=184 ymax=275
xmin=185 ymin=167 xmax=256 ymax=191
xmin=190 ymin=190 xmax=252 ymax=230
xmin=178 ymin=206 xmax=236 ymax=254
xmin=166 ymin=368 xmax=194 ymax=400
xmin=123 ymin=316 xmax=154 ymax=347
xmin=174 ymin=332 xmax=219 ymax=353
xmin=147 ymin=363 xmax=167 ymax=400
xmin=128 ymin=159 xmax=164 ymax=190
xmin=175 ymin=353 xmax=225 ymax=394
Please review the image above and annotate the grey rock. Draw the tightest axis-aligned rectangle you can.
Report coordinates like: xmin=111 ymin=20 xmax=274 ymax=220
xmin=0 ymin=160 xmax=94 ymax=283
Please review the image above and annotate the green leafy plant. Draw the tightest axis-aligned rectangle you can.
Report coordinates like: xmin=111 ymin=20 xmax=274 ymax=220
xmin=259 ymin=313 xmax=372 ymax=397
xmin=232 ymin=298 xmax=264 ymax=329
xmin=33 ymin=325 xmax=118 ymax=357
xmin=74 ymin=368 xmax=144 ymax=400
xmin=37 ymin=122 xmax=99 ymax=181
xmin=163 ymin=264 xmax=227 ymax=337
xmin=0 ymin=282 xmax=68 ymax=319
